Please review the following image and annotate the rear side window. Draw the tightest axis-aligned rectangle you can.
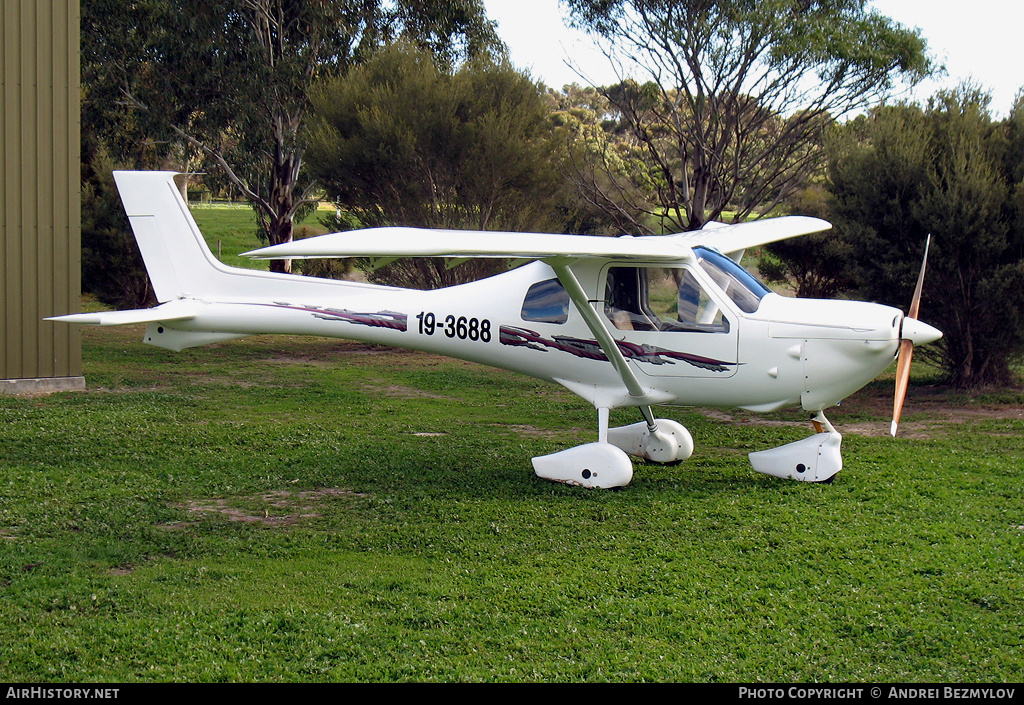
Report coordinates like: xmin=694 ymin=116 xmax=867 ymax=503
xmin=521 ymin=278 xmax=569 ymax=324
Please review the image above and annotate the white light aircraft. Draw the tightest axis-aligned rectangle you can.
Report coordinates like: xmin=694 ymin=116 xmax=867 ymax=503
xmin=51 ymin=172 xmax=942 ymax=488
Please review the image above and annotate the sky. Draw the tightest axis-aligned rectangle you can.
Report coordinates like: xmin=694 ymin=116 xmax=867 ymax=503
xmin=483 ymin=0 xmax=1022 ymax=117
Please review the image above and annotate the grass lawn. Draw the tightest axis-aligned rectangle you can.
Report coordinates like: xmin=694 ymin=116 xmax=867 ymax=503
xmin=2 ymin=315 xmax=1023 ymax=682
xmin=3 ymin=207 xmax=1023 ymax=682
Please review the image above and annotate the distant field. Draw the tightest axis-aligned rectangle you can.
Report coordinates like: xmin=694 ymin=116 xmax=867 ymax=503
xmin=2 ymin=315 xmax=1023 ymax=681
xmin=190 ymin=203 xmax=332 ymax=270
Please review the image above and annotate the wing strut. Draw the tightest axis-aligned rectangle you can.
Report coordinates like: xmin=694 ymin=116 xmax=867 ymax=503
xmin=547 ymin=259 xmax=656 ymax=417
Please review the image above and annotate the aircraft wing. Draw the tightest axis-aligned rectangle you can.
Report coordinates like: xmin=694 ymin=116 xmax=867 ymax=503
xmin=680 ymin=216 xmax=832 ymax=258
xmin=244 ymin=228 xmax=690 ymax=262
xmin=243 ymin=216 xmax=831 ymax=263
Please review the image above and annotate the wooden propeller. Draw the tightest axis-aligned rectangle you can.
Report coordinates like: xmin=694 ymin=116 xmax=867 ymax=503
xmin=891 ymin=236 xmax=931 ymax=437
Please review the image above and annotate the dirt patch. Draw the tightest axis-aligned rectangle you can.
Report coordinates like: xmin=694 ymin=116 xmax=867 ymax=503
xmin=169 ymin=487 xmax=367 ymax=528
xmin=263 ymin=342 xmax=402 ymax=366
xmin=260 ymin=341 xmax=444 ymax=364
xmin=500 ymin=424 xmax=581 ymax=439
xmin=359 ymin=382 xmax=450 ymax=400
xmin=840 ymin=384 xmax=1024 ymax=420
xmin=263 ymin=355 xmax=339 ymax=367
xmin=702 ymin=408 xmax=901 ymax=435
xmin=700 ymin=385 xmax=1024 ymax=440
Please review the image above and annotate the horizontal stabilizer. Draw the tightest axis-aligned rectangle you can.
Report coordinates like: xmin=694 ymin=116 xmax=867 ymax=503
xmin=46 ymin=300 xmax=199 ymax=327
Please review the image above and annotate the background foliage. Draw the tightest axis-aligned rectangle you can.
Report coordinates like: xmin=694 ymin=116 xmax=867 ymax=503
xmin=81 ymin=0 xmax=501 ymax=272
xmin=826 ymin=90 xmax=1024 ymax=387
xmin=560 ymin=0 xmax=931 ymax=233
xmin=79 ymin=140 xmax=155 ymax=310
xmin=305 ymin=43 xmax=603 ymax=288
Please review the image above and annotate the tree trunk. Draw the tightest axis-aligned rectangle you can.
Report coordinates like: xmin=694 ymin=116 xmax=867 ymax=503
xmin=267 ymin=214 xmax=293 ymax=274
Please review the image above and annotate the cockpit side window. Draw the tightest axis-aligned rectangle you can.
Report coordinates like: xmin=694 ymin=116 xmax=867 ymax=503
xmin=604 ymin=267 xmax=659 ymax=331
xmin=521 ymin=278 xmax=569 ymax=324
xmin=605 ymin=266 xmax=730 ymax=333
xmin=675 ymin=269 xmax=730 ymax=332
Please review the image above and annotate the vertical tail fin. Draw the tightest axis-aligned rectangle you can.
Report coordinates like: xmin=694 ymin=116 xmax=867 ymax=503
xmin=112 ymin=171 xmax=224 ymax=302
xmin=111 ymin=171 xmax=367 ymax=306
xmin=52 ymin=171 xmax=369 ymax=349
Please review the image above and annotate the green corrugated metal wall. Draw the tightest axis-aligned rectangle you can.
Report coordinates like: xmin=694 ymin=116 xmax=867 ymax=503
xmin=1 ymin=0 xmax=82 ymax=392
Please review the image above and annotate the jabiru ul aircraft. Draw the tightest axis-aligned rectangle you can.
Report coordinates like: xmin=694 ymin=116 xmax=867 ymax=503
xmin=51 ymin=171 xmax=942 ymax=488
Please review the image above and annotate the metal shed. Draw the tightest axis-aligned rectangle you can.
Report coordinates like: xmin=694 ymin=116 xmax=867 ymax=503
xmin=1 ymin=0 xmax=83 ymax=394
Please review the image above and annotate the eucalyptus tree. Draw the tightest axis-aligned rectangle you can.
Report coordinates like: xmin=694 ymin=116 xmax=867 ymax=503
xmin=305 ymin=43 xmax=591 ymax=289
xmin=81 ymin=0 xmax=500 ymax=272
xmin=562 ymin=0 xmax=933 ymax=233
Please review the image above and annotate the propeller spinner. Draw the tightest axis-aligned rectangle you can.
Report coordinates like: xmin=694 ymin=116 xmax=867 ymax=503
xmin=891 ymin=236 xmax=943 ymax=436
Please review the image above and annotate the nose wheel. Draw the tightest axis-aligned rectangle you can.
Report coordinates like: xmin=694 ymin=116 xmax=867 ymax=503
xmin=748 ymin=411 xmax=843 ymax=483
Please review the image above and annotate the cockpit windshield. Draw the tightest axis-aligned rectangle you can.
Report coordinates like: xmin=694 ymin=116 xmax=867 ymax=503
xmin=693 ymin=246 xmax=771 ymax=314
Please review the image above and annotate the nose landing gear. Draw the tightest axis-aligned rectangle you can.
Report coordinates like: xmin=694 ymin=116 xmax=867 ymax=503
xmin=748 ymin=411 xmax=842 ymax=483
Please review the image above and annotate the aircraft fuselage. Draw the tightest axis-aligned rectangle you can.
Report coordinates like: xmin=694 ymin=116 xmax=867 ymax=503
xmin=145 ymin=258 xmax=903 ymax=415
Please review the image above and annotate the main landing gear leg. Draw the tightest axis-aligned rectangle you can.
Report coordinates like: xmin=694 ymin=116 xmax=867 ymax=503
xmin=532 ymin=407 xmax=633 ymax=489
xmin=532 ymin=407 xmax=695 ymax=489
xmin=748 ymin=410 xmax=843 ymax=483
